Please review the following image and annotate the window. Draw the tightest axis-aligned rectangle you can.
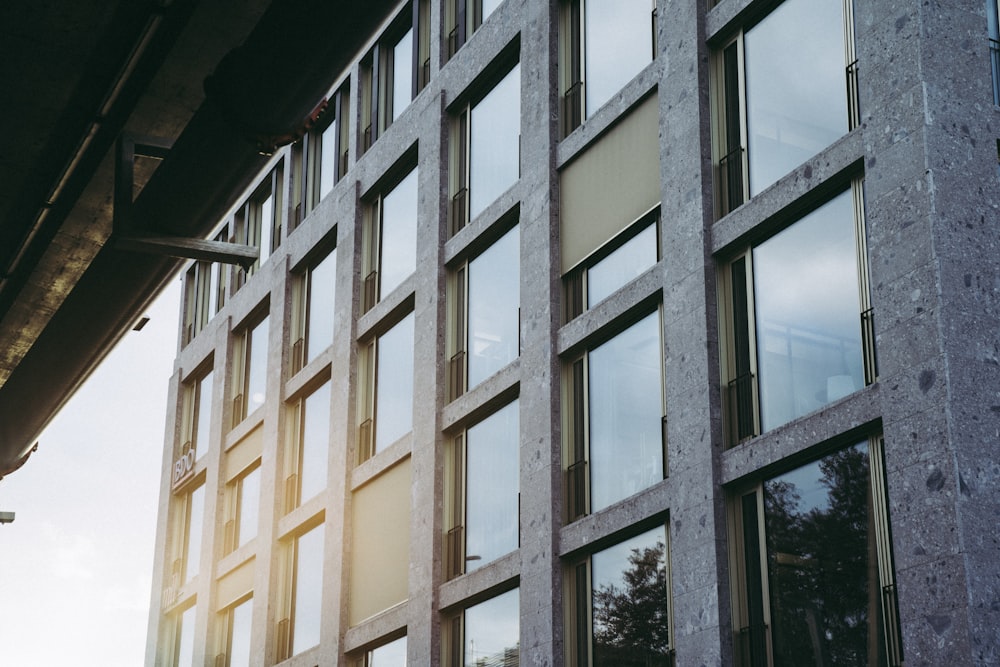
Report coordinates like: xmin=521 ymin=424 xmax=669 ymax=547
xmin=446 ymin=588 xmax=519 ymax=667
xmin=729 ymin=438 xmax=903 ymax=667
xmin=560 ymin=0 xmax=657 ymax=136
xmin=363 ymin=168 xmax=418 ymax=311
xmin=449 ymin=224 xmax=519 ymax=399
xmin=218 ymin=596 xmax=252 ymax=667
xmin=224 ymin=464 xmax=260 ymax=553
xmin=232 ymin=313 xmax=269 ymax=427
xmin=565 ymin=311 xmax=665 ymax=520
xmin=358 ymin=312 xmax=414 ymax=462
xmin=445 ymin=400 xmax=519 ymax=578
xmin=213 ymin=229 xmax=229 ymax=314
xmin=720 ymin=183 xmax=875 ymax=446
xmin=291 ymin=249 xmax=337 ymax=374
xmin=174 ymin=603 xmax=197 ymax=667
xmin=285 ymin=381 xmax=331 ymax=511
xmin=182 ymin=261 xmax=212 ymax=345
xmin=568 ymin=526 xmax=672 ymax=666
xmin=714 ymin=0 xmax=858 ymax=215
xmin=360 ymin=2 xmax=431 ymax=152
xmin=989 ymin=1 xmax=1000 ymax=105
xmin=234 ymin=165 xmax=283 ymax=286
xmin=276 ymin=525 xmax=324 ymax=660
xmin=180 ymin=367 xmax=213 ymax=463
xmin=173 ymin=483 xmax=205 ymax=586
xmin=450 ymin=63 xmax=520 ymax=233
xmin=564 ymin=213 xmax=658 ymax=321
xmin=446 ymin=0 xmax=503 ymax=58
xmin=306 ymin=79 xmax=350 ymax=213
xmin=353 ymin=636 xmax=408 ymax=667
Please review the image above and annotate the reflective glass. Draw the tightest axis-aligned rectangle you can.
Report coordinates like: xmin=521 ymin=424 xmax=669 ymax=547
xmin=299 ymin=382 xmax=331 ymax=502
xmin=465 ymin=588 xmax=519 ymax=666
xmin=228 ymin=597 xmax=253 ymax=667
xmin=185 ymin=485 xmax=204 ymax=581
xmin=591 ymin=527 xmax=669 ymax=666
xmin=588 ymin=312 xmax=662 ymax=512
xmin=292 ymin=526 xmax=324 ymax=653
xmin=584 ymin=0 xmax=653 ymax=114
xmin=763 ymin=443 xmax=878 ymax=665
xmin=236 ymin=467 xmax=260 ymax=547
xmin=259 ymin=193 xmax=274 ymax=264
xmin=246 ymin=316 xmax=269 ymax=413
xmin=470 ymin=65 xmax=520 ymax=219
xmin=194 ymin=370 xmax=213 ymax=460
xmin=319 ymin=121 xmax=338 ymax=200
xmin=465 ymin=400 xmax=519 ymax=570
xmin=745 ymin=0 xmax=847 ymax=195
xmin=482 ymin=0 xmax=502 ymax=22
xmin=392 ymin=29 xmax=414 ymax=121
xmin=587 ymin=223 xmax=656 ymax=307
xmin=468 ymin=226 xmax=519 ymax=387
xmin=176 ymin=604 xmax=196 ymax=667
xmin=306 ymin=252 xmax=336 ymax=364
xmin=379 ymin=170 xmax=419 ymax=299
xmin=376 ymin=312 xmax=415 ymax=452
xmin=370 ymin=636 xmax=407 ymax=666
xmin=753 ymin=190 xmax=862 ymax=431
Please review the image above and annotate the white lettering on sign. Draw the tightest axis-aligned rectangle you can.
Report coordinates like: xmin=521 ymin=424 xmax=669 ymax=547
xmin=172 ymin=446 xmax=196 ymax=486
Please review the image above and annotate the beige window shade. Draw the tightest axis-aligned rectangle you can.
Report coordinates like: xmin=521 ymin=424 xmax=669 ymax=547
xmin=217 ymin=557 xmax=255 ymax=609
xmin=349 ymin=457 xmax=412 ymax=624
xmin=225 ymin=426 xmax=263 ymax=481
xmin=560 ymin=94 xmax=660 ymax=274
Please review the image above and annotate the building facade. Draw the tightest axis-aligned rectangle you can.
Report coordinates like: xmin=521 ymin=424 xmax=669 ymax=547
xmin=146 ymin=0 xmax=1000 ymax=665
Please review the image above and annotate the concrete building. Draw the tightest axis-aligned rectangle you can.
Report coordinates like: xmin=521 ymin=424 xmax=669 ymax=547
xmin=146 ymin=0 xmax=1000 ymax=665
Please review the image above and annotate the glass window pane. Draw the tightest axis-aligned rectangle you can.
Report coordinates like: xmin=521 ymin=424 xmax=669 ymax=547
xmin=371 ymin=636 xmax=407 ymax=666
xmin=319 ymin=121 xmax=338 ymax=200
xmin=584 ymin=0 xmax=653 ymax=114
xmin=300 ymin=382 xmax=331 ymax=502
xmin=753 ymin=191 xmax=862 ymax=431
xmin=259 ymin=193 xmax=274 ymax=263
xmin=468 ymin=226 xmax=519 ymax=387
xmin=194 ymin=370 xmax=213 ymax=460
xmin=465 ymin=401 xmax=519 ymax=570
xmin=745 ymin=0 xmax=847 ymax=195
xmin=392 ymin=29 xmax=414 ymax=121
xmin=587 ymin=223 xmax=657 ymax=307
xmin=763 ymin=443 xmax=875 ymax=665
xmin=379 ymin=170 xmax=419 ymax=299
xmin=376 ymin=312 xmax=415 ymax=452
xmin=292 ymin=526 xmax=324 ymax=654
xmin=307 ymin=251 xmax=337 ymax=364
xmin=176 ymin=605 xmax=196 ymax=667
xmin=247 ymin=316 xmax=269 ymax=413
xmin=591 ymin=527 xmax=669 ymax=666
xmin=470 ymin=65 xmax=520 ymax=219
xmin=588 ymin=312 xmax=662 ymax=512
xmin=465 ymin=588 xmax=519 ymax=666
xmin=237 ymin=467 xmax=260 ymax=547
xmin=482 ymin=0 xmax=502 ymax=22
xmin=185 ymin=485 xmax=204 ymax=581
xmin=228 ymin=598 xmax=253 ymax=667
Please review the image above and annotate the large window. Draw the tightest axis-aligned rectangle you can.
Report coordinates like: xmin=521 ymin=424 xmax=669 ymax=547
xmin=568 ymin=526 xmax=672 ymax=666
xmin=730 ymin=438 xmax=902 ymax=667
xmin=235 ymin=165 xmax=283 ymax=287
xmin=224 ymin=464 xmax=260 ymax=553
xmin=353 ymin=636 xmax=408 ymax=667
xmin=450 ymin=63 xmax=520 ymax=233
xmin=721 ymin=183 xmax=875 ymax=446
xmin=277 ymin=525 xmax=325 ymax=661
xmin=445 ymin=400 xmax=519 ymax=578
xmin=565 ymin=311 xmax=665 ymax=520
xmin=360 ymin=2 xmax=431 ymax=152
xmin=174 ymin=603 xmax=197 ymax=667
xmin=174 ymin=483 xmax=205 ymax=586
xmin=364 ymin=168 xmax=418 ymax=311
xmin=285 ymin=381 xmax=331 ymax=510
xmin=446 ymin=0 xmax=502 ymax=57
xmin=218 ymin=596 xmax=253 ymax=667
xmin=560 ymin=0 xmax=656 ymax=136
xmin=182 ymin=261 xmax=212 ymax=345
xmin=714 ymin=0 xmax=858 ymax=215
xmin=306 ymin=79 xmax=350 ymax=213
xmin=291 ymin=249 xmax=337 ymax=374
xmin=449 ymin=225 xmax=519 ymax=398
xmin=358 ymin=312 xmax=415 ymax=462
xmin=447 ymin=588 xmax=520 ymax=667
xmin=180 ymin=366 xmax=213 ymax=462
xmin=232 ymin=313 xmax=269 ymax=427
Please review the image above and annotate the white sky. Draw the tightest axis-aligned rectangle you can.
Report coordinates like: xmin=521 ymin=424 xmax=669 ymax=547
xmin=0 ymin=279 xmax=180 ymax=667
